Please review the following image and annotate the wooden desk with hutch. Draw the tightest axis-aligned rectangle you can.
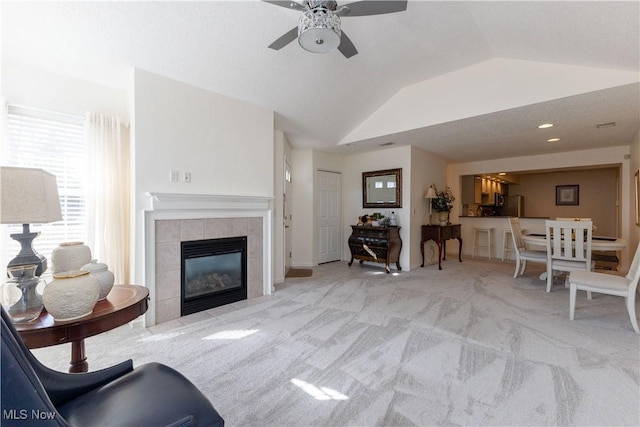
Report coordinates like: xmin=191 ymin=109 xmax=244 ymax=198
xmin=348 ymin=225 xmax=402 ymax=273
xmin=420 ymin=224 xmax=463 ymax=270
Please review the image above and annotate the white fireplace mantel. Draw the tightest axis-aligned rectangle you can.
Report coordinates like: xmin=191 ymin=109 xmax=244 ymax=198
xmin=143 ymin=192 xmax=274 ymax=326
xmin=147 ymin=192 xmax=273 ymax=212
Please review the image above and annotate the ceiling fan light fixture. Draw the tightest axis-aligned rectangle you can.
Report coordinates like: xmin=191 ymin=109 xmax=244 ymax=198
xmin=298 ymin=7 xmax=341 ymax=53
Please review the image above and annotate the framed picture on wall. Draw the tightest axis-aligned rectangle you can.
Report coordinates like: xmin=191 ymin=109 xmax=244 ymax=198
xmin=556 ymin=185 xmax=579 ymax=206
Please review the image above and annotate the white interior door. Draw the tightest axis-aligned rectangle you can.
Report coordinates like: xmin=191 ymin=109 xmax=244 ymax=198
xmin=317 ymin=170 xmax=341 ymax=264
xmin=284 ymin=160 xmax=292 ymax=273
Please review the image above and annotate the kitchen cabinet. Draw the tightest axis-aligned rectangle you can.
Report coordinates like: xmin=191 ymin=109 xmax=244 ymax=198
xmin=461 ymin=175 xmax=482 ymax=204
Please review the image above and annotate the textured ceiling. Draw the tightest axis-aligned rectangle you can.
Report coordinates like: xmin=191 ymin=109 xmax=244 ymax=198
xmin=2 ymin=1 xmax=639 ymax=162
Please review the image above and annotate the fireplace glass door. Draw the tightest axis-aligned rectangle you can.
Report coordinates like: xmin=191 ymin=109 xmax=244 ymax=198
xmin=181 ymin=236 xmax=247 ymax=315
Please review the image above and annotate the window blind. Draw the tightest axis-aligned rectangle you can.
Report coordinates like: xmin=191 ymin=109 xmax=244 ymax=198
xmin=3 ymin=105 xmax=87 ymax=277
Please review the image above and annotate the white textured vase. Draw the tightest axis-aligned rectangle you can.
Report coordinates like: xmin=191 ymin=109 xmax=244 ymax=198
xmin=81 ymin=259 xmax=115 ymax=300
xmin=51 ymin=242 xmax=92 ymax=274
xmin=43 ymin=270 xmax=99 ymax=321
xmin=437 ymin=211 xmax=449 ymax=226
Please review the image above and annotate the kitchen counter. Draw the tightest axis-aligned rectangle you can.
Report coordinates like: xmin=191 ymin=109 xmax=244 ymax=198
xmin=454 ymin=217 xmax=550 ymax=259
xmin=459 ymin=216 xmax=549 ymax=219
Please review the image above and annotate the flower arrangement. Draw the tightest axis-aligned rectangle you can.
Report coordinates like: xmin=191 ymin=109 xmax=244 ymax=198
xmin=431 ymin=185 xmax=455 ymax=212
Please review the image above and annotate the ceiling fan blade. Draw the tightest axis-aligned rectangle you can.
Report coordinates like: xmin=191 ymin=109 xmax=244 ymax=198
xmin=338 ymin=31 xmax=358 ymax=58
xmin=262 ymin=0 xmax=306 ymax=12
xmin=268 ymin=27 xmax=299 ymax=50
xmin=336 ymin=0 xmax=407 ymax=17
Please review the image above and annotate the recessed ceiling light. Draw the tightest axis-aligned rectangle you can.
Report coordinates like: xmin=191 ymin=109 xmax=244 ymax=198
xmin=547 ymin=138 xmax=560 ymax=142
xmin=498 ymin=172 xmax=506 ymax=176
xmin=538 ymin=123 xmax=554 ymax=129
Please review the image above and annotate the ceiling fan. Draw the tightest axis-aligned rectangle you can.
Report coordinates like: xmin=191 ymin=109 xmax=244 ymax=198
xmin=264 ymin=0 xmax=408 ymax=58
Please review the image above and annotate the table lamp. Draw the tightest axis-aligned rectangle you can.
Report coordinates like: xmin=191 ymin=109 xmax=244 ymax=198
xmin=425 ymin=185 xmax=438 ymax=225
xmin=1 ymin=166 xmax=63 ymax=276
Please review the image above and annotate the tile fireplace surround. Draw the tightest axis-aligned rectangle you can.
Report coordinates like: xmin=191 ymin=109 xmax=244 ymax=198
xmin=144 ymin=193 xmax=273 ymax=326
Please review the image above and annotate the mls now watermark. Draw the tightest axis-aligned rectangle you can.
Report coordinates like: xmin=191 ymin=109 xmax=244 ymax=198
xmin=3 ymin=409 xmax=56 ymax=420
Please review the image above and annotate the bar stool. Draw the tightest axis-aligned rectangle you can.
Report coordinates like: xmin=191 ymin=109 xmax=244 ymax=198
xmin=473 ymin=227 xmax=494 ymax=259
xmin=502 ymin=229 xmax=515 ymax=261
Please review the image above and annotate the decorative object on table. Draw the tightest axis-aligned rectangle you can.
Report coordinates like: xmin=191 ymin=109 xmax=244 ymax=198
xmin=2 ymin=264 xmax=45 ymax=323
xmin=81 ymin=259 xmax=115 ymax=300
xmin=437 ymin=211 xmax=450 ymax=226
xmin=51 ymin=242 xmax=92 ymax=274
xmin=0 ymin=166 xmax=63 ymax=277
xmin=424 ymin=185 xmax=438 ymax=225
xmin=43 ymin=270 xmax=99 ymax=321
xmin=389 ymin=211 xmax=397 ymax=226
xmin=430 ymin=184 xmax=455 ymax=225
xmin=555 ymin=184 xmax=579 ymax=206
xmin=370 ymin=212 xmax=385 ymax=226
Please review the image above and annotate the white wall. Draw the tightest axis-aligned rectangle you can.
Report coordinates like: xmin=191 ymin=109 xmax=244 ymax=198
xmin=2 ymin=62 xmax=129 ymax=120
xmin=132 ymin=69 xmax=274 ymax=285
xmin=290 ymin=149 xmax=314 ymax=267
xmin=288 ymin=149 xmax=344 ymax=268
xmin=409 ymin=146 xmax=448 ymax=269
xmin=342 ymin=146 xmax=413 ymax=271
xmin=287 ymin=145 xmax=447 ymax=271
xmin=132 ymin=69 xmax=273 ymax=200
xmin=273 ymin=130 xmax=292 ymax=283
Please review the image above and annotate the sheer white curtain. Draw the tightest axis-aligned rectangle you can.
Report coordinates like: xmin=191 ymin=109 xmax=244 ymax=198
xmin=85 ymin=112 xmax=131 ymax=284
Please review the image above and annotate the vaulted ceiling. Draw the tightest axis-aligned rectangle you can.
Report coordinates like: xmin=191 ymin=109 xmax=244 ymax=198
xmin=2 ymin=1 xmax=639 ymax=162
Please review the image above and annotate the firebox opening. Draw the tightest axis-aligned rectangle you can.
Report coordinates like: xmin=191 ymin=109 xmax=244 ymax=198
xmin=181 ymin=236 xmax=247 ymax=316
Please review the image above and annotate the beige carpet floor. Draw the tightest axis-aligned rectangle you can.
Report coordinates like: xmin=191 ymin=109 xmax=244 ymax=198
xmin=32 ymin=258 xmax=639 ymax=426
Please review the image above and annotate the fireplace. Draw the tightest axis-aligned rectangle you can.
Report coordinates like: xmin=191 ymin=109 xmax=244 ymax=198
xmin=181 ymin=236 xmax=247 ymax=316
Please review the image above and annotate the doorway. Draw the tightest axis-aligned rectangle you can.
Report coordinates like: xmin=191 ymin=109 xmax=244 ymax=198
xmin=317 ymin=170 xmax=341 ymax=264
xmin=284 ymin=160 xmax=292 ymax=275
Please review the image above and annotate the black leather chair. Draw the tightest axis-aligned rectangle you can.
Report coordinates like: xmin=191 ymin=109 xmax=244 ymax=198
xmin=1 ymin=305 xmax=224 ymax=426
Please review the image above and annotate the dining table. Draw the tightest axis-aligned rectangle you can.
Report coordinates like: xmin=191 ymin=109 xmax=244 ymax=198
xmin=521 ymin=233 xmax=627 ymax=280
xmin=522 ymin=233 xmax=627 ymax=252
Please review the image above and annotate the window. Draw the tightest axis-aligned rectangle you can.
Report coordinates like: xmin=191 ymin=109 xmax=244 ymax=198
xmin=2 ymin=105 xmax=87 ymax=278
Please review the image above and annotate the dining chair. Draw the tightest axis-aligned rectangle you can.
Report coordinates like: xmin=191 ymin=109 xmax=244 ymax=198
xmin=545 ymin=219 xmax=593 ymax=293
xmin=556 ymin=217 xmax=597 ymax=232
xmin=508 ymin=217 xmax=547 ymax=278
xmin=568 ymin=242 xmax=640 ymax=333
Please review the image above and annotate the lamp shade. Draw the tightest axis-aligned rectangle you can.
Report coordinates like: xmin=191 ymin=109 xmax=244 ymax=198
xmin=298 ymin=7 xmax=341 ymax=53
xmin=1 ymin=166 xmax=62 ymax=225
xmin=425 ymin=187 xmax=438 ymax=199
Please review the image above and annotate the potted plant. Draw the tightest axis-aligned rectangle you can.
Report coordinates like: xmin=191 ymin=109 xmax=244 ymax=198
xmin=431 ymin=185 xmax=455 ymax=225
xmin=371 ymin=212 xmax=385 ymax=226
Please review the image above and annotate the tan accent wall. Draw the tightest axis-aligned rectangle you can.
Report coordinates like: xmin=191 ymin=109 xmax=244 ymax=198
xmin=509 ymin=168 xmax=618 ymax=236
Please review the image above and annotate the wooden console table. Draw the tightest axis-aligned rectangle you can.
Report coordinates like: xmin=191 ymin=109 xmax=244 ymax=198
xmin=420 ymin=224 xmax=463 ymax=270
xmin=16 ymin=285 xmax=149 ymax=373
xmin=348 ymin=225 xmax=402 ymax=273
